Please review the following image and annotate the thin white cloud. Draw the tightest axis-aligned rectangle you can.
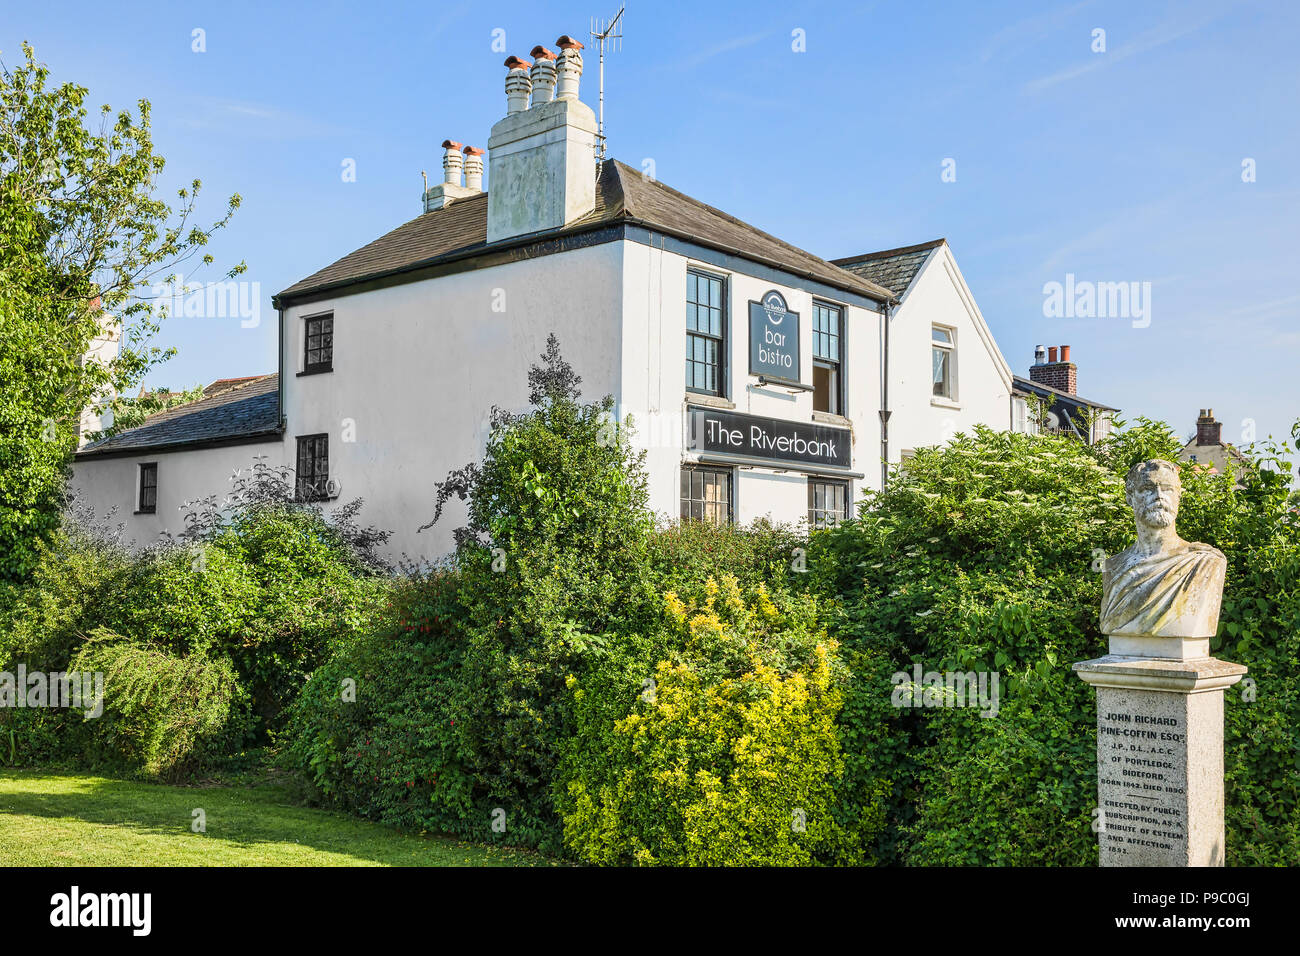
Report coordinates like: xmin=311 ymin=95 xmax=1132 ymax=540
xmin=981 ymin=0 xmax=1096 ymax=64
xmin=669 ymin=31 xmax=771 ymax=71
xmin=175 ymin=97 xmax=351 ymax=139
xmin=1223 ymin=293 xmax=1300 ymax=323
xmin=1024 ymin=4 xmax=1236 ymax=93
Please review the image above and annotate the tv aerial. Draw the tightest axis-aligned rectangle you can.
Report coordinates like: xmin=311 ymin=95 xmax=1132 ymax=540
xmin=590 ymin=4 xmax=625 ymax=162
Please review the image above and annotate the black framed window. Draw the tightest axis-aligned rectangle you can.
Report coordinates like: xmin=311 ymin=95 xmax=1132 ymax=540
xmin=680 ymin=465 xmax=732 ymax=525
xmin=296 ymin=434 xmax=330 ymax=502
xmin=303 ymin=314 xmax=334 ymax=374
xmin=137 ymin=462 xmax=157 ymax=514
xmin=686 ymin=270 xmax=725 ymax=396
xmin=808 ymin=478 xmax=849 ymax=529
xmin=813 ymin=302 xmax=843 ymax=414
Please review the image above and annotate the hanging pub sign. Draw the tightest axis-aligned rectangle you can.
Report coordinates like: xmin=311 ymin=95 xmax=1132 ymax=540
xmin=688 ymin=406 xmax=851 ymax=469
xmin=749 ymin=290 xmax=800 ymax=384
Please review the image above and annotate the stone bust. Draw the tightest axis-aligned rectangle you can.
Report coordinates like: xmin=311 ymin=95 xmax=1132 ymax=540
xmin=1099 ymin=459 xmax=1226 ymax=639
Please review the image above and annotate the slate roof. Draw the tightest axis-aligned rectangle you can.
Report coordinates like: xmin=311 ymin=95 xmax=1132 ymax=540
xmin=77 ymin=374 xmax=280 ymax=458
xmin=1012 ymin=375 xmax=1118 ymax=412
xmin=276 ymin=159 xmax=895 ymax=304
xmin=831 ymin=239 xmax=946 ymax=299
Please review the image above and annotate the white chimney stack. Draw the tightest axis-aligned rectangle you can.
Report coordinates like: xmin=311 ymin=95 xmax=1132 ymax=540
xmin=529 ymin=46 xmax=557 ymax=104
xmin=554 ymin=35 xmax=584 ymax=100
xmin=504 ymin=56 xmax=533 ymax=114
xmin=487 ymin=32 xmax=596 ymax=243
xmin=463 ymin=147 xmax=484 ymax=191
xmin=423 ymin=138 xmax=480 ymax=212
xmin=441 ymin=139 xmax=464 ymax=185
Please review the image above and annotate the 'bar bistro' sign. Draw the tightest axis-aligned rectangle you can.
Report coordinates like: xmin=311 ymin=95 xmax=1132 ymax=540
xmin=689 ymin=407 xmax=851 ymax=469
xmin=749 ymin=290 xmax=800 ymax=383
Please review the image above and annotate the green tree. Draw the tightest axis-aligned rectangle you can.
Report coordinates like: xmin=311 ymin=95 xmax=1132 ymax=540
xmin=423 ymin=333 xmax=656 ymax=849
xmin=0 ymin=43 xmax=242 ymax=581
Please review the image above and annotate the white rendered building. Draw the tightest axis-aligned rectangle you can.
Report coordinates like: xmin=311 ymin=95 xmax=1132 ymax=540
xmin=70 ymin=38 xmax=1021 ymax=564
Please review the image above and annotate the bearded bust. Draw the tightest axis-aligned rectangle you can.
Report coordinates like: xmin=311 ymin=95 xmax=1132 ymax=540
xmin=1099 ymin=459 xmax=1226 ymax=639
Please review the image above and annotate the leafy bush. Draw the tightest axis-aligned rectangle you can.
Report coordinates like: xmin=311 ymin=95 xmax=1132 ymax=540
xmin=69 ymin=628 xmax=253 ymax=780
xmin=278 ymin=573 xmax=476 ymax=834
xmin=648 ymin=517 xmax=808 ymax=603
xmin=0 ymin=470 xmax=391 ymax=764
xmin=559 ymin=575 xmax=883 ymax=865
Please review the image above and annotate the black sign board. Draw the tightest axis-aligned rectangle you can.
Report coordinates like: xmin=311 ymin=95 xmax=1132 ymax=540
xmin=688 ymin=407 xmax=851 ymax=469
xmin=748 ymin=290 xmax=800 ymax=383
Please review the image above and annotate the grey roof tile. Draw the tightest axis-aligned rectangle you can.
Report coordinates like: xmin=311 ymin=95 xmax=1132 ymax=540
xmin=77 ymin=374 xmax=280 ymax=457
xmin=277 ymin=160 xmax=895 ymax=303
xmin=831 ymin=239 xmax=946 ymax=298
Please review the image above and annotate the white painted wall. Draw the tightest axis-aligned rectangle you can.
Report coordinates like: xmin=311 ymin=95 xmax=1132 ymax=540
xmin=886 ymin=244 xmax=1013 ymax=461
xmin=281 ymin=241 xmax=625 ymax=564
xmin=71 ymin=236 xmax=1019 ymax=566
xmin=67 ymin=440 xmax=285 ymax=545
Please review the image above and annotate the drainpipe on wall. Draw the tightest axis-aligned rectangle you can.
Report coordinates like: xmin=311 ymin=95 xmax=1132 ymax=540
xmin=277 ymin=307 xmax=286 ymax=431
xmin=879 ymin=299 xmax=892 ymax=491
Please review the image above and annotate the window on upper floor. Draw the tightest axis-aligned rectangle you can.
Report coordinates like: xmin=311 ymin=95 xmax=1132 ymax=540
xmin=137 ymin=462 xmax=157 ymax=514
xmin=808 ymin=478 xmax=849 ymax=529
xmin=932 ymin=325 xmax=955 ymax=399
xmin=686 ymin=270 xmax=725 ymax=396
xmin=813 ymin=302 xmax=843 ymax=414
xmin=680 ymin=464 xmax=732 ymax=525
xmin=295 ymin=434 xmax=330 ymax=501
xmin=303 ymin=314 xmax=334 ymax=374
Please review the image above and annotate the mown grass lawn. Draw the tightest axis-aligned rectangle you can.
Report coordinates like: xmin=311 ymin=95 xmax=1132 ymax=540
xmin=0 ymin=769 xmax=552 ymax=866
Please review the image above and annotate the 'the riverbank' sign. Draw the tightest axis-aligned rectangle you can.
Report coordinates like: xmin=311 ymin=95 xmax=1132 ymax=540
xmin=749 ymin=290 xmax=800 ymax=383
xmin=688 ymin=407 xmax=851 ymax=469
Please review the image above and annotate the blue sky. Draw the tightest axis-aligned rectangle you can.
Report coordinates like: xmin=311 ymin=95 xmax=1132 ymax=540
xmin=4 ymin=0 xmax=1298 ymax=457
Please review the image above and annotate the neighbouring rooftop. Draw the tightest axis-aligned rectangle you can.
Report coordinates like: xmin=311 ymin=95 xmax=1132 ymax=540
xmin=76 ymin=374 xmax=280 ymax=458
xmin=831 ymin=239 xmax=946 ymax=300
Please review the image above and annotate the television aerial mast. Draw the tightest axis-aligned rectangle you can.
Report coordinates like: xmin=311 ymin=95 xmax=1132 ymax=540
xmin=590 ymin=4 xmax=624 ymax=162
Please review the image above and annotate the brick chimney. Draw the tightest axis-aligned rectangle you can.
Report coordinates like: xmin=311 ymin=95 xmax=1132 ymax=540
xmin=1029 ymin=343 xmax=1077 ymax=395
xmin=1196 ymin=408 xmax=1222 ymax=445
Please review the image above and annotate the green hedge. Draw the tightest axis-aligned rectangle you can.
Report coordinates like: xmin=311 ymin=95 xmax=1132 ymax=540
xmin=11 ymin=335 xmax=1296 ymax=864
xmin=0 ymin=490 xmax=390 ymax=777
xmin=278 ymin=574 xmax=477 ymax=836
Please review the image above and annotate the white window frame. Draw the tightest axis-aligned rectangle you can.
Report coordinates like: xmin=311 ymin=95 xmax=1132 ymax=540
xmin=932 ymin=324 xmax=956 ymax=402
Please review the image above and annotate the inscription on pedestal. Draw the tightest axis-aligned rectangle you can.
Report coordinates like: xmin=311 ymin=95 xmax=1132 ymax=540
xmin=1095 ymin=688 xmax=1190 ymax=865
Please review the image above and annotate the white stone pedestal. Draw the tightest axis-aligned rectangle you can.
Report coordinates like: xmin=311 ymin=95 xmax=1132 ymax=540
xmin=1073 ymin=654 xmax=1246 ymax=867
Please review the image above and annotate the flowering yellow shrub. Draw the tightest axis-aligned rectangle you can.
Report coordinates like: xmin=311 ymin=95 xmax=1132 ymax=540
xmin=560 ymin=575 xmax=880 ymax=865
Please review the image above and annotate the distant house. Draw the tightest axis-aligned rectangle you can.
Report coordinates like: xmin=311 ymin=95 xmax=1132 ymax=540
xmin=1179 ymin=409 xmax=1248 ymax=479
xmin=1011 ymin=344 xmax=1117 ymax=444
